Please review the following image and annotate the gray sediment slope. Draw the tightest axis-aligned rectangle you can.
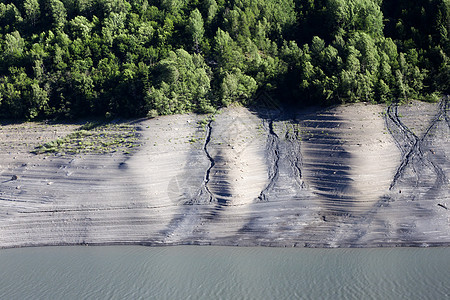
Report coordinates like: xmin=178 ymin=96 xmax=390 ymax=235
xmin=0 ymin=99 xmax=449 ymax=248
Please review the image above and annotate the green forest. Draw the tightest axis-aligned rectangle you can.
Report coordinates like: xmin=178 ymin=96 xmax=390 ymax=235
xmin=0 ymin=0 xmax=448 ymax=119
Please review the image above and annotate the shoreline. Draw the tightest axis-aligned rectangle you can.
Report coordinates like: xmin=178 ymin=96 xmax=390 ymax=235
xmin=2 ymin=240 xmax=450 ymax=250
xmin=0 ymin=99 xmax=449 ymax=249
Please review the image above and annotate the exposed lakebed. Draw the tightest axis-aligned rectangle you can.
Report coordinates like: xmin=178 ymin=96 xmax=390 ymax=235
xmin=0 ymin=99 xmax=449 ymax=248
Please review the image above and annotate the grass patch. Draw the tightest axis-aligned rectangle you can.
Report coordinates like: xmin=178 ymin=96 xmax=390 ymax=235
xmin=33 ymin=123 xmax=140 ymax=155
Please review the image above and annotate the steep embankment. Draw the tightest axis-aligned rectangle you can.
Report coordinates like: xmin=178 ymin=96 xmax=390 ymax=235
xmin=0 ymin=99 xmax=448 ymax=248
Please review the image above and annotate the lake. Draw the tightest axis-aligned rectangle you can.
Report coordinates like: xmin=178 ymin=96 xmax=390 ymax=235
xmin=0 ymin=246 xmax=449 ymax=299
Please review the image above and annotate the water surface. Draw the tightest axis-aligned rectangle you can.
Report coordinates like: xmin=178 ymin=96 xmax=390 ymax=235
xmin=0 ymin=246 xmax=449 ymax=299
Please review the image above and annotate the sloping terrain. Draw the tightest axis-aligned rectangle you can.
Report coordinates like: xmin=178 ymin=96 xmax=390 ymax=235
xmin=0 ymin=99 xmax=448 ymax=248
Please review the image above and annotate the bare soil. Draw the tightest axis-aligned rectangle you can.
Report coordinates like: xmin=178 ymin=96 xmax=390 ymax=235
xmin=0 ymin=98 xmax=448 ymax=248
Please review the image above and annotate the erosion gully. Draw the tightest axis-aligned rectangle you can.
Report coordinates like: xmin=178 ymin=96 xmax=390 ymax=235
xmin=258 ymin=118 xmax=281 ymax=201
xmin=386 ymin=98 xmax=448 ymax=190
xmin=202 ymin=119 xmax=216 ymax=203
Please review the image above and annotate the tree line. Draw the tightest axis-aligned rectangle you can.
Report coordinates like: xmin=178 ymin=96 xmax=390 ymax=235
xmin=0 ymin=0 xmax=448 ymax=119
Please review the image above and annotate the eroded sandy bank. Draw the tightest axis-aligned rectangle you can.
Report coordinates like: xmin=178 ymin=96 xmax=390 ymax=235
xmin=0 ymin=99 xmax=449 ymax=248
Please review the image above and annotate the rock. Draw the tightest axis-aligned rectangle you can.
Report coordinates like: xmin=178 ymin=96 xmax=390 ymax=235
xmin=11 ymin=175 xmax=18 ymax=180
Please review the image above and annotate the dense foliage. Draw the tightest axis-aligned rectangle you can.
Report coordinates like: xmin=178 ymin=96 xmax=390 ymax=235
xmin=0 ymin=0 xmax=448 ymax=119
